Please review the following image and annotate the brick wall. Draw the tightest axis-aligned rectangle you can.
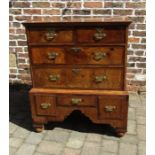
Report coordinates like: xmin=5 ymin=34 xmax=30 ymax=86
xmin=9 ymin=0 xmax=146 ymax=91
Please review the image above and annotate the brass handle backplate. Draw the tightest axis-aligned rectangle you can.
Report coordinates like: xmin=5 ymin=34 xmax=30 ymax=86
xmin=95 ymin=75 xmax=107 ymax=83
xmin=49 ymin=75 xmax=60 ymax=82
xmin=71 ymin=98 xmax=82 ymax=105
xmin=93 ymin=52 xmax=107 ymax=61
xmin=93 ymin=28 xmax=106 ymax=41
xmin=45 ymin=30 xmax=57 ymax=41
xmin=104 ymin=105 xmax=116 ymax=112
xmin=70 ymin=47 xmax=81 ymax=53
xmin=40 ymin=103 xmax=51 ymax=109
xmin=48 ymin=52 xmax=59 ymax=60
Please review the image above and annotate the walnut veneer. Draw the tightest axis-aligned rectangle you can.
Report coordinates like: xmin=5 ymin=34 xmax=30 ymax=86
xmin=23 ymin=17 xmax=131 ymax=136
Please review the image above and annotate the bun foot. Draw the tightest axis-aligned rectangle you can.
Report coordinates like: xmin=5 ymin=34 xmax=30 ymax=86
xmin=116 ymin=128 xmax=126 ymax=137
xmin=33 ymin=124 xmax=44 ymax=133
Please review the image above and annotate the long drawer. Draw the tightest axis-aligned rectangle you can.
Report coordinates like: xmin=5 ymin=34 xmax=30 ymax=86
xmin=31 ymin=46 xmax=124 ymax=66
xmin=32 ymin=67 xmax=124 ymax=90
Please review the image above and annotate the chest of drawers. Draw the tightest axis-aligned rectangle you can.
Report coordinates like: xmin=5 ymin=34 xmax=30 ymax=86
xmin=23 ymin=17 xmax=131 ymax=137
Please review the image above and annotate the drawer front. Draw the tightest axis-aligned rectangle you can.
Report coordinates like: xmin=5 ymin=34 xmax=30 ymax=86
xmin=65 ymin=46 xmax=124 ymax=65
xmin=33 ymin=67 xmax=123 ymax=90
xmin=33 ymin=68 xmax=66 ymax=88
xmin=31 ymin=47 xmax=65 ymax=65
xmin=31 ymin=46 xmax=124 ymax=65
xmin=28 ymin=28 xmax=73 ymax=44
xmin=77 ymin=27 xmax=125 ymax=44
xmin=35 ymin=94 xmax=56 ymax=116
xmin=57 ymin=95 xmax=97 ymax=107
xmin=98 ymin=95 xmax=128 ymax=120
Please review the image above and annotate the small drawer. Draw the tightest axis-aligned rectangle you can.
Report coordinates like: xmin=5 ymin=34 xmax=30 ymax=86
xmin=35 ymin=94 xmax=56 ymax=116
xmin=90 ymin=68 xmax=124 ymax=90
xmin=65 ymin=46 xmax=124 ymax=65
xmin=28 ymin=28 xmax=73 ymax=44
xmin=33 ymin=68 xmax=66 ymax=88
xmin=98 ymin=95 xmax=128 ymax=119
xmin=77 ymin=27 xmax=125 ymax=44
xmin=57 ymin=95 xmax=97 ymax=107
xmin=31 ymin=47 xmax=65 ymax=65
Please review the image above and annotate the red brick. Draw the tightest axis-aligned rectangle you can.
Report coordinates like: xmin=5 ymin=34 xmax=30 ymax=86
xmin=16 ymin=29 xmax=25 ymax=34
xmin=141 ymin=38 xmax=146 ymax=43
xmin=133 ymin=31 xmax=146 ymax=37
xmin=104 ymin=2 xmax=123 ymax=8
xmin=113 ymin=9 xmax=133 ymax=15
xmin=9 ymin=28 xmax=16 ymax=34
xmin=43 ymin=9 xmax=60 ymax=15
xmin=15 ymin=16 xmax=31 ymax=21
xmin=10 ymin=9 xmax=21 ymax=14
xmin=32 ymin=2 xmax=50 ymax=8
xmin=132 ymin=44 xmax=146 ymax=49
xmin=129 ymin=17 xmax=145 ymax=23
xmin=67 ymin=2 xmax=81 ymax=8
xmin=73 ymin=10 xmax=91 ymax=15
xmin=32 ymin=16 xmax=43 ymax=21
xmin=128 ymin=37 xmax=140 ymax=43
xmin=135 ymin=51 xmax=144 ymax=56
xmin=137 ymin=24 xmax=146 ymax=30
xmin=10 ymin=69 xmax=17 ymax=74
xmin=13 ymin=2 xmax=30 ymax=8
xmin=136 ymin=63 xmax=146 ymax=68
xmin=9 ymin=16 xmax=13 ymax=21
xmin=93 ymin=9 xmax=111 ymax=15
xmin=84 ymin=2 xmax=102 ymax=8
xmin=24 ymin=9 xmax=41 ymax=15
xmin=10 ymin=41 xmax=16 ymax=46
xmin=18 ymin=41 xmax=27 ymax=46
xmin=52 ymin=2 xmax=65 ymax=8
xmin=126 ymin=2 xmax=145 ymax=8
xmin=135 ymin=10 xmax=146 ymax=15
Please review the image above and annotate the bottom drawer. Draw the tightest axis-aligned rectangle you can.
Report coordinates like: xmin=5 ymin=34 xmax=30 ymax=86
xmin=98 ymin=95 xmax=128 ymax=120
xmin=34 ymin=94 xmax=56 ymax=116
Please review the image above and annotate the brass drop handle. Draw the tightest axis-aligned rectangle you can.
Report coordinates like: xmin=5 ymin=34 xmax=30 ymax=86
xmin=104 ymin=105 xmax=116 ymax=112
xmin=95 ymin=75 xmax=107 ymax=83
xmin=49 ymin=75 xmax=60 ymax=82
xmin=71 ymin=98 xmax=82 ymax=105
xmin=93 ymin=28 xmax=106 ymax=41
xmin=45 ymin=30 xmax=57 ymax=41
xmin=94 ymin=52 xmax=107 ymax=61
xmin=40 ymin=103 xmax=51 ymax=109
xmin=48 ymin=52 xmax=59 ymax=60
xmin=70 ymin=47 xmax=81 ymax=53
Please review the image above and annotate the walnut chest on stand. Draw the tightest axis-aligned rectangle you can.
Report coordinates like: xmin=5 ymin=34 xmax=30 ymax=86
xmin=23 ymin=17 xmax=131 ymax=137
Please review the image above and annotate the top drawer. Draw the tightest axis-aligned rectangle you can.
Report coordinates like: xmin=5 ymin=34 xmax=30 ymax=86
xmin=77 ymin=26 xmax=126 ymax=44
xmin=28 ymin=28 xmax=73 ymax=44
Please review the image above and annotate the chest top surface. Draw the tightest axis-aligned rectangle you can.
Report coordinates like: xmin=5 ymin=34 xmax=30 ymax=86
xmin=23 ymin=16 xmax=131 ymax=27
